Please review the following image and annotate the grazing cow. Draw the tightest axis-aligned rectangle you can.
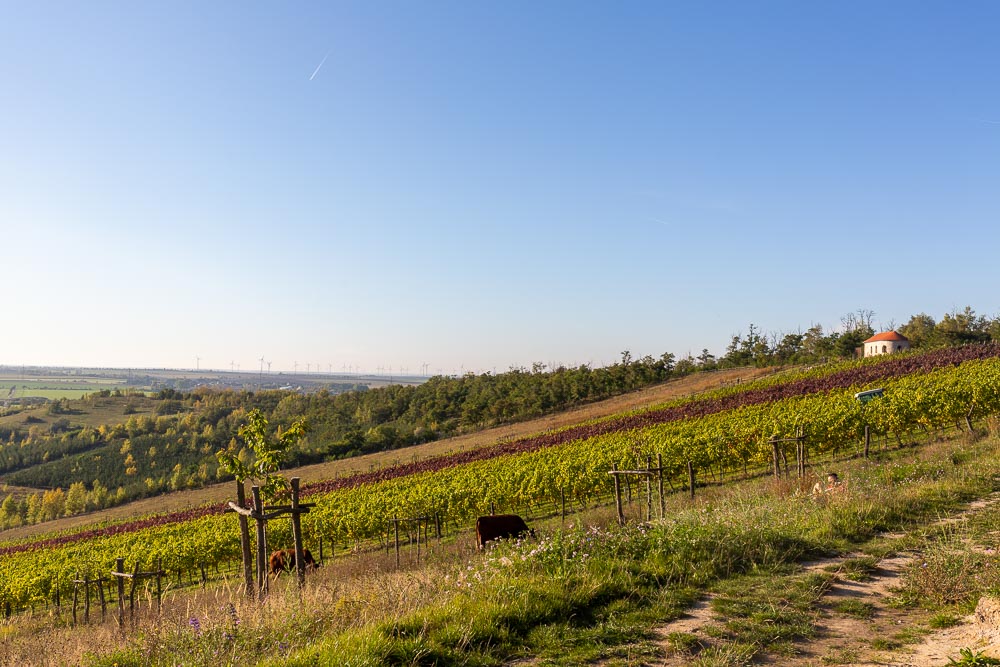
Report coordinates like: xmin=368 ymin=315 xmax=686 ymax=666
xmin=268 ymin=548 xmax=319 ymax=576
xmin=475 ymin=514 xmax=533 ymax=550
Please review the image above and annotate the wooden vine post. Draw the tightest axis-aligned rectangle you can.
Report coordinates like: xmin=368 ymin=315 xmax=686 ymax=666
xmin=645 ymin=456 xmax=653 ymax=520
xmin=608 ymin=459 xmax=664 ymax=523
xmin=611 ymin=463 xmax=624 ymax=525
xmin=253 ymin=486 xmax=267 ymax=598
xmin=657 ymin=454 xmax=666 ymax=519
xmin=111 ymin=557 xmax=165 ymax=628
xmin=771 ymin=438 xmax=781 ymax=479
xmin=227 ymin=478 xmax=314 ymax=599
xmin=769 ymin=432 xmax=807 ymax=478
xmin=235 ymin=481 xmax=254 ymax=598
xmin=388 ymin=515 xmax=430 ymax=569
xmin=71 ymin=573 xmax=109 ymax=625
xmin=290 ymin=478 xmax=306 ymax=588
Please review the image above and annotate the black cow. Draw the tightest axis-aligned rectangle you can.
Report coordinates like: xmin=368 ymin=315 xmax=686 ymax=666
xmin=268 ymin=548 xmax=319 ymax=576
xmin=475 ymin=514 xmax=533 ymax=550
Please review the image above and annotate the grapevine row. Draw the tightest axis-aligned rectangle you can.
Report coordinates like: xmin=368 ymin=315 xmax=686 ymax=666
xmin=1 ymin=353 xmax=997 ymax=611
xmin=7 ymin=344 xmax=993 ymax=561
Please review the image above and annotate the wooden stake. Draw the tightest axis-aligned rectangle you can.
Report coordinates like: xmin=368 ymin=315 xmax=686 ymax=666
xmin=156 ymin=558 xmax=162 ymax=613
xmin=84 ymin=576 xmax=90 ymax=624
xmin=236 ymin=481 xmax=254 ymax=599
xmin=645 ymin=456 xmax=652 ymax=521
xmin=252 ymin=486 xmax=267 ymax=599
xmin=290 ymin=478 xmax=306 ymax=589
xmin=393 ymin=516 xmax=400 ymax=569
xmin=612 ymin=464 xmax=624 ymax=525
xmin=114 ymin=566 xmax=124 ymax=626
xmin=657 ymin=454 xmax=665 ymax=519
xmin=72 ymin=573 xmax=78 ymax=626
xmin=687 ymin=461 xmax=695 ymax=500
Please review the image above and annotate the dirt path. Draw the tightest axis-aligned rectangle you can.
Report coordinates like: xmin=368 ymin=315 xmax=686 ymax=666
xmin=653 ymin=493 xmax=1000 ymax=666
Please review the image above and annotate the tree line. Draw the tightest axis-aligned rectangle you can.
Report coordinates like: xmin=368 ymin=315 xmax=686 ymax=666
xmin=707 ymin=306 xmax=1000 ymax=369
xmin=0 ymin=305 xmax=996 ymax=529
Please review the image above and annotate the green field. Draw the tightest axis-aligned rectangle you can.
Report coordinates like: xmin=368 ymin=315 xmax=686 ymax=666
xmin=0 ymin=379 xmax=123 ymax=401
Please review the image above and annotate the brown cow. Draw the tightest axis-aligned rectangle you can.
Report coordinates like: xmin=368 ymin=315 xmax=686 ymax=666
xmin=475 ymin=514 xmax=533 ymax=550
xmin=268 ymin=548 xmax=319 ymax=576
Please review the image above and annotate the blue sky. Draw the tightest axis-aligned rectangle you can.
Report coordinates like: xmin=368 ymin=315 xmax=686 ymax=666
xmin=2 ymin=2 xmax=999 ymax=374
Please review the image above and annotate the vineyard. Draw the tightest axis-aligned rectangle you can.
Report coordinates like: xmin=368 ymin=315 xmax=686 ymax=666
xmin=1 ymin=345 xmax=999 ymax=614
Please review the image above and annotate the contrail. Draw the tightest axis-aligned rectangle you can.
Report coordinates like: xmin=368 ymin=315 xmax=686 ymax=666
xmin=309 ymin=51 xmax=331 ymax=81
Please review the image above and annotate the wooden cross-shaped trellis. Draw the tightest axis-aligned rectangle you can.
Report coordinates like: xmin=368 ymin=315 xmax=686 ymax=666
xmin=769 ymin=429 xmax=807 ymax=478
xmin=111 ymin=557 xmax=165 ymax=628
xmin=226 ymin=477 xmax=314 ymax=599
xmin=608 ymin=454 xmax=670 ymax=525
xmin=71 ymin=574 xmax=108 ymax=625
xmin=387 ymin=515 xmax=434 ymax=569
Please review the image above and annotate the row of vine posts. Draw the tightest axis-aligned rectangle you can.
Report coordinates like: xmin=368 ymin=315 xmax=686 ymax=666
xmin=608 ymin=429 xmax=813 ymax=526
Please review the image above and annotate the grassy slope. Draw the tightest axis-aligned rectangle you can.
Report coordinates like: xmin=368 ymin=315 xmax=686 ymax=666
xmin=0 ymin=366 xmax=775 ymax=544
xmin=268 ymin=431 xmax=1000 ymax=666
xmin=0 ymin=394 xmax=158 ymax=431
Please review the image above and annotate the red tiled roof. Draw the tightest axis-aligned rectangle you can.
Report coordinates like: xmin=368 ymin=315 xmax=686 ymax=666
xmin=864 ymin=331 xmax=909 ymax=343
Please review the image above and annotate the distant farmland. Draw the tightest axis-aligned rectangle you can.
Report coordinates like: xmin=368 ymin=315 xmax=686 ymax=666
xmin=0 ymin=378 xmax=123 ymax=400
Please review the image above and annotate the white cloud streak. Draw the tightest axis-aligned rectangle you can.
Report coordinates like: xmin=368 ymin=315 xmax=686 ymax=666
xmin=309 ymin=51 xmax=331 ymax=81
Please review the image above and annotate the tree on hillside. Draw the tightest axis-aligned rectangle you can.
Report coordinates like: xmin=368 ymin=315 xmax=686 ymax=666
xmin=216 ymin=408 xmax=308 ymax=502
xmin=935 ymin=306 xmax=991 ymax=346
xmin=900 ymin=313 xmax=937 ymax=348
xmin=801 ymin=324 xmax=833 ymax=359
xmin=65 ymin=481 xmax=88 ymax=515
xmin=773 ymin=332 xmax=805 ymax=363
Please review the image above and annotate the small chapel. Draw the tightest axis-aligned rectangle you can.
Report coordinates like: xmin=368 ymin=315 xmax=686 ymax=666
xmin=862 ymin=331 xmax=910 ymax=358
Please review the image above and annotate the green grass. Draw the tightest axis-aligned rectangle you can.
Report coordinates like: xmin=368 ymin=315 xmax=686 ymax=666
xmin=929 ymin=612 xmax=961 ymax=629
xmin=59 ymin=432 xmax=1000 ymax=666
xmin=0 ymin=380 xmax=123 ymax=400
xmin=829 ymin=555 xmax=879 ymax=581
xmin=832 ymin=599 xmax=875 ymax=619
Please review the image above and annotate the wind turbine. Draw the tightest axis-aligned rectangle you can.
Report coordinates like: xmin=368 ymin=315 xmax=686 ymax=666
xmin=195 ymin=356 xmax=200 ymax=371
xmin=266 ymin=361 xmax=272 ymax=373
xmin=259 ymin=356 xmax=265 ymax=382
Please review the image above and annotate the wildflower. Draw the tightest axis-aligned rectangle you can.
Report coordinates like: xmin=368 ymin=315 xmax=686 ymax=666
xmin=189 ymin=616 xmax=202 ymax=637
xmin=226 ymin=602 xmax=240 ymax=627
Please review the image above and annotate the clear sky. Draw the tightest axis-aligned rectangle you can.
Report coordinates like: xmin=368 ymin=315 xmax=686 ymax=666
xmin=2 ymin=2 xmax=999 ymax=374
